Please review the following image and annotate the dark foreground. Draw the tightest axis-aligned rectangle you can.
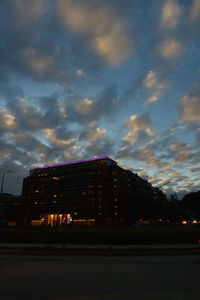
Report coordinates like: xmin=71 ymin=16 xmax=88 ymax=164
xmin=0 ymin=225 xmax=200 ymax=245
xmin=0 ymin=254 xmax=200 ymax=300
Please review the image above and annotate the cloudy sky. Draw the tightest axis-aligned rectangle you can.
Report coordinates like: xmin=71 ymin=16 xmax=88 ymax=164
xmin=0 ymin=0 xmax=200 ymax=197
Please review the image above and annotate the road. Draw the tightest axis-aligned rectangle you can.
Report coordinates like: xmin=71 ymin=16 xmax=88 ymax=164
xmin=0 ymin=254 xmax=200 ymax=300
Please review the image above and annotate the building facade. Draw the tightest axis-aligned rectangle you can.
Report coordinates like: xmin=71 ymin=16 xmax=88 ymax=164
xmin=22 ymin=156 xmax=156 ymax=226
xmin=0 ymin=193 xmax=22 ymax=226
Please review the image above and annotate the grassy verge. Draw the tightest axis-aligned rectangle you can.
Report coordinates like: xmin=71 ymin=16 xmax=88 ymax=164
xmin=0 ymin=225 xmax=200 ymax=245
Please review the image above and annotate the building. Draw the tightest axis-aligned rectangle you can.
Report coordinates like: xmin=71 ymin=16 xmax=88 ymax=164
xmin=22 ymin=156 xmax=156 ymax=226
xmin=0 ymin=193 xmax=22 ymax=226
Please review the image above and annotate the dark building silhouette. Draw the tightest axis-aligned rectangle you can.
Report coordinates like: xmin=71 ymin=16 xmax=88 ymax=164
xmin=22 ymin=156 xmax=157 ymax=226
xmin=0 ymin=193 xmax=22 ymax=226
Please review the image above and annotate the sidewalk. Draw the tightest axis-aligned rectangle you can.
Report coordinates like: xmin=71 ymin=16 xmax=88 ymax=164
xmin=0 ymin=242 xmax=199 ymax=256
xmin=0 ymin=242 xmax=199 ymax=249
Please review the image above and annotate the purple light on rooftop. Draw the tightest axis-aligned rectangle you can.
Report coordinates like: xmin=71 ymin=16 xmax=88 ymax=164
xmin=30 ymin=156 xmax=111 ymax=171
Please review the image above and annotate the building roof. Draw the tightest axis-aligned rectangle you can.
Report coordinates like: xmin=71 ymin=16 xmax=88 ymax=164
xmin=30 ymin=156 xmax=114 ymax=171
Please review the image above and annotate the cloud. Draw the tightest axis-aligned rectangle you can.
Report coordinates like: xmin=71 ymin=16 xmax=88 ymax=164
xmin=169 ymin=143 xmax=191 ymax=152
xmin=21 ymin=47 xmax=67 ymax=82
xmin=168 ymin=142 xmax=199 ymax=163
xmin=190 ymin=0 xmax=200 ymax=20
xmin=190 ymin=166 xmax=200 ymax=173
xmin=65 ymin=83 xmax=119 ymax=126
xmin=5 ymin=96 xmax=70 ymax=132
xmin=143 ymin=70 xmax=166 ymax=103
xmin=134 ymin=146 xmax=166 ymax=168
xmin=179 ymin=95 xmax=200 ymax=123
xmin=11 ymin=0 xmax=51 ymax=31
xmin=76 ymin=69 xmax=85 ymax=76
xmin=86 ymin=127 xmax=106 ymax=142
xmin=161 ymin=0 xmax=181 ymax=28
xmin=85 ymin=138 xmax=114 ymax=158
xmin=0 ymin=109 xmax=16 ymax=132
xmin=58 ymin=0 xmax=132 ymax=65
xmin=123 ymin=114 xmax=154 ymax=144
xmin=159 ymin=38 xmax=182 ymax=59
xmin=144 ymin=70 xmax=165 ymax=90
xmin=15 ymin=0 xmax=49 ymax=23
xmin=148 ymin=93 xmax=159 ymax=103
xmin=75 ymin=99 xmax=93 ymax=114
xmin=43 ymin=128 xmax=77 ymax=149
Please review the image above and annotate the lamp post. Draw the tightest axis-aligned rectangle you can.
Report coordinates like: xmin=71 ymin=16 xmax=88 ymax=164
xmin=1 ymin=170 xmax=12 ymax=194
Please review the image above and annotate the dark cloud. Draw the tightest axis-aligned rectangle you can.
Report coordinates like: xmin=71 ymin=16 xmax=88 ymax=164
xmin=63 ymin=83 xmax=119 ymax=125
xmin=84 ymin=138 xmax=115 ymax=159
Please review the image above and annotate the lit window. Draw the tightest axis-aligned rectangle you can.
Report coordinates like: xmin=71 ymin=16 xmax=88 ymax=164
xmin=115 ymin=212 xmax=118 ymax=216
xmin=53 ymin=177 xmax=59 ymax=180
xmin=34 ymin=201 xmax=38 ymax=205
xmin=54 ymin=194 xmax=57 ymax=198
xmin=98 ymin=185 xmax=102 ymax=188
xmin=54 ymin=200 xmax=56 ymax=204
xmin=98 ymin=212 xmax=102 ymax=215
xmin=35 ymin=190 xmax=39 ymax=193
xmin=113 ymin=178 xmax=117 ymax=181
xmin=114 ymin=205 xmax=118 ymax=208
xmin=114 ymin=198 xmax=118 ymax=202
xmin=114 ymin=185 xmax=117 ymax=188
xmin=99 ymin=198 xmax=102 ymax=202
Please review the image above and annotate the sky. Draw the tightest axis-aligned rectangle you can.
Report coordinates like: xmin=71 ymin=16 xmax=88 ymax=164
xmin=0 ymin=0 xmax=200 ymax=198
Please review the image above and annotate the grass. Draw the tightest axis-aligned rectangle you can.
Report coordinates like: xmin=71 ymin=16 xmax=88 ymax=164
xmin=0 ymin=225 xmax=200 ymax=245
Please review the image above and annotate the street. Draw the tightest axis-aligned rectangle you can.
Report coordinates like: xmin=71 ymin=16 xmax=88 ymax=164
xmin=0 ymin=254 xmax=200 ymax=300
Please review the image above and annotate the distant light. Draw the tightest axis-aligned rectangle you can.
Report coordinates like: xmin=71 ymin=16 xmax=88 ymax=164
xmin=182 ymin=220 xmax=187 ymax=224
xmin=193 ymin=220 xmax=198 ymax=224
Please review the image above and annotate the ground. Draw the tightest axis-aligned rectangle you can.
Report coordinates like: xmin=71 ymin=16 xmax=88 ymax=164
xmin=0 ymin=254 xmax=200 ymax=300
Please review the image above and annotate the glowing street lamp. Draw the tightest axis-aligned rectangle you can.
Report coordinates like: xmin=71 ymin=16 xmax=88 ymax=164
xmin=0 ymin=170 xmax=12 ymax=194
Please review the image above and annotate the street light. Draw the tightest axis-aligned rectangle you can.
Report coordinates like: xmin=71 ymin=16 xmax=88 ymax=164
xmin=1 ymin=170 xmax=12 ymax=194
